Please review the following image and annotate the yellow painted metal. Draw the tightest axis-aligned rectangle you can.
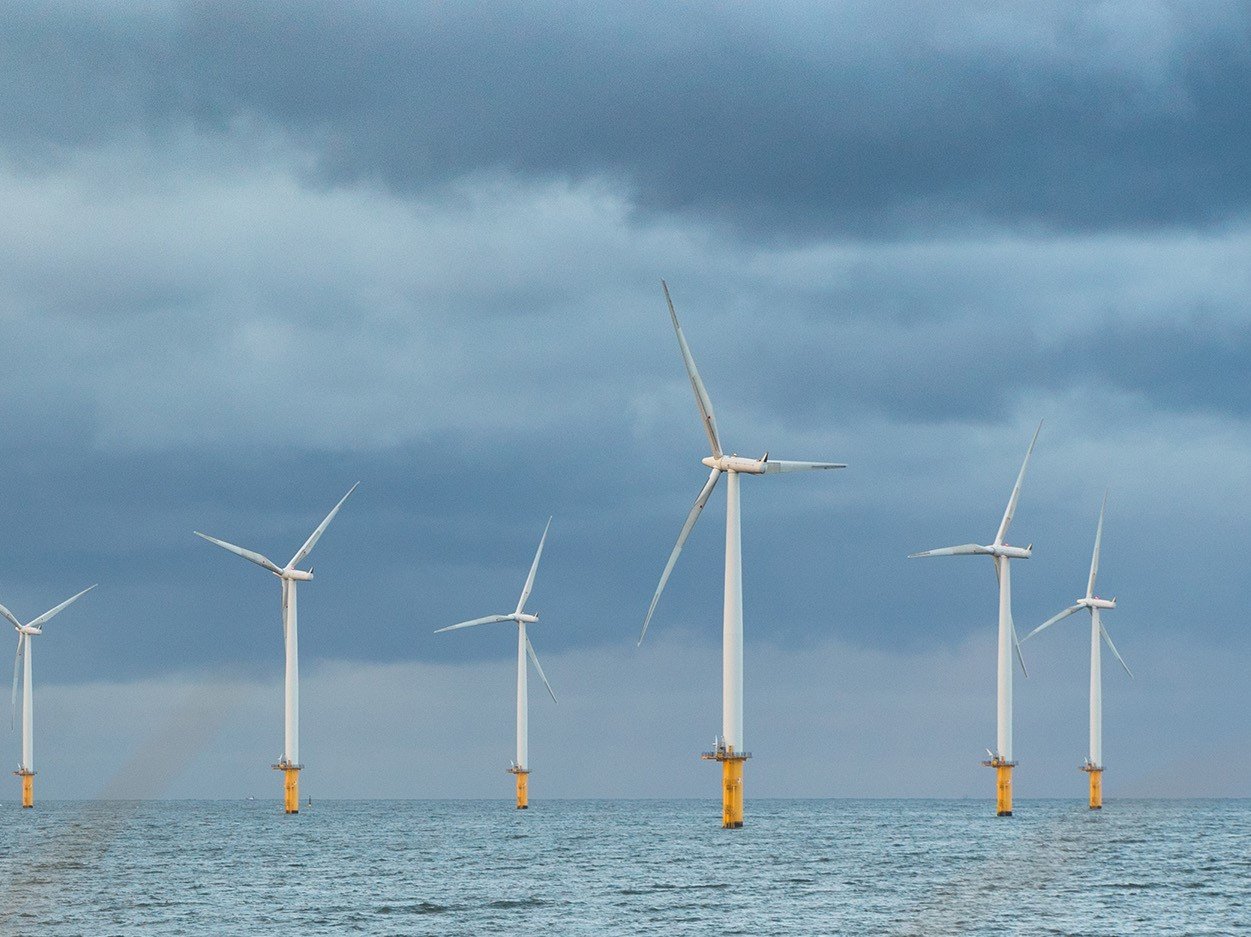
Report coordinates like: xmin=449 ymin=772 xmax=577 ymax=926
xmin=722 ymin=758 xmax=744 ymax=828
xmin=1087 ymin=767 xmax=1102 ymax=810
xmin=515 ymin=770 xmax=529 ymax=809
xmin=996 ymin=763 xmax=1013 ymax=816
xmin=284 ymin=766 xmax=300 ymax=814
xmin=21 ymin=774 xmax=33 ymax=809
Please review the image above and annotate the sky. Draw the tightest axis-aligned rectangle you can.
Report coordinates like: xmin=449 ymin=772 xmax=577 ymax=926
xmin=0 ymin=1 xmax=1248 ymax=800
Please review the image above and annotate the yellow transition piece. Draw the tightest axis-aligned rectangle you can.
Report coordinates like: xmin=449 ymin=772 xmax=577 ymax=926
xmin=1086 ymin=766 xmax=1102 ymax=810
xmin=722 ymin=758 xmax=744 ymax=828
xmin=283 ymin=766 xmax=300 ymax=814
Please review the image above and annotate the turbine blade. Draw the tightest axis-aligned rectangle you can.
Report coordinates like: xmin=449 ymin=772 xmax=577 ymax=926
xmin=11 ymin=635 xmax=21 ymax=731
xmin=995 ymin=420 xmax=1043 ymax=546
xmin=515 ymin=517 xmax=552 ymax=616
xmin=908 ymin=544 xmax=991 ymax=558
xmin=761 ymin=460 xmax=847 ymax=473
xmin=526 ymin=636 xmax=558 ymax=704
xmin=434 ymin=614 xmax=513 ymax=635
xmin=638 ymin=468 xmax=722 ymax=645
xmin=0 ymin=603 xmax=21 ymax=631
xmin=288 ymin=482 xmax=359 ymax=570
xmin=195 ymin=532 xmax=282 ymax=575
xmin=662 ymin=280 xmax=722 ymax=458
xmin=1101 ymin=623 xmax=1133 ymax=678
xmin=1022 ymin=605 xmax=1083 ymax=642
xmin=1011 ymin=613 xmax=1029 ymax=678
xmin=1087 ymin=491 xmax=1107 ymax=598
xmin=26 ymin=585 xmax=96 ymax=630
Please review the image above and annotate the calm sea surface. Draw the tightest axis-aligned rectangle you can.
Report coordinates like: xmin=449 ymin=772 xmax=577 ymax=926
xmin=0 ymin=799 xmax=1245 ymax=935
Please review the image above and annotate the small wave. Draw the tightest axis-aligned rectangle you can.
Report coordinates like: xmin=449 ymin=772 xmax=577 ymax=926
xmin=376 ymin=901 xmax=450 ymax=915
xmin=488 ymin=897 xmax=546 ymax=909
xmin=620 ymin=883 xmax=730 ymax=894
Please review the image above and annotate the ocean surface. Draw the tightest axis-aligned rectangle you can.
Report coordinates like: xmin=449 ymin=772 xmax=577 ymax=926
xmin=0 ymin=799 xmax=1245 ymax=935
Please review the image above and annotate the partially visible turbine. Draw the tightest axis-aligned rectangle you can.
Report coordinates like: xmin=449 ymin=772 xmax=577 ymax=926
xmin=196 ymin=482 xmax=358 ymax=814
xmin=639 ymin=281 xmax=844 ymax=828
xmin=910 ymin=421 xmax=1041 ymax=817
xmin=1023 ymin=492 xmax=1131 ymax=809
xmin=1 ymin=585 xmax=96 ymax=809
xmin=437 ymin=518 xmax=558 ymax=810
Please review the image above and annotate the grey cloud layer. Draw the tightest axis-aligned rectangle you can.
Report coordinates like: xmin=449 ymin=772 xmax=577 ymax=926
xmin=4 ymin=2 xmax=1250 ymax=235
xmin=0 ymin=4 xmax=1247 ymax=795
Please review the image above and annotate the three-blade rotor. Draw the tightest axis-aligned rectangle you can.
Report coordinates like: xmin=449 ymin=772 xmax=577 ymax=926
xmin=1023 ymin=492 xmax=1131 ymax=677
xmin=436 ymin=518 xmax=558 ymax=703
xmin=6 ymin=585 xmax=97 ymax=728
xmin=639 ymin=281 xmax=845 ymax=645
xmin=194 ymin=482 xmax=360 ymax=579
xmin=908 ymin=422 xmax=1043 ymax=676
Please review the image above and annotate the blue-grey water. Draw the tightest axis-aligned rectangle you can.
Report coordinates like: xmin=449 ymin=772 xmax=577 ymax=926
xmin=0 ymin=799 xmax=1246 ymax=935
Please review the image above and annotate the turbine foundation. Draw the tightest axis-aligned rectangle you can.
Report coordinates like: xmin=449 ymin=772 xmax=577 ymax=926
xmin=273 ymin=762 xmax=302 ymax=814
xmin=1083 ymin=763 xmax=1102 ymax=809
xmin=15 ymin=769 xmax=33 ymax=809
xmin=702 ymin=744 xmax=750 ymax=828
xmin=508 ymin=766 xmax=530 ymax=809
xmin=982 ymin=756 xmax=1015 ymax=816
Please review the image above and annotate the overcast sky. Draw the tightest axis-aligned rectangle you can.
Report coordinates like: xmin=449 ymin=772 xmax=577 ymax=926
xmin=1 ymin=2 xmax=1248 ymax=800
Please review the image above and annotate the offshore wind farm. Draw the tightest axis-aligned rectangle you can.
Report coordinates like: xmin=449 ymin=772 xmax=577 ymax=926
xmin=1 ymin=3 xmax=1249 ymax=935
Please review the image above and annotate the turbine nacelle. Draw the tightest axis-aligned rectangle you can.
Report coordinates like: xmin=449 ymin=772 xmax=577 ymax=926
xmin=703 ymin=454 xmax=768 ymax=474
xmin=515 ymin=613 xmax=539 ymax=624
xmin=15 ymin=626 xmax=41 ymax=636
xmin=991 ymin=544 xmax=1032 ymax=560
xmin=1080 ymin=596 xmax=1116 ymax=610
xmin=700 ymin=454 xmax=847 ymax=475
xmin=280 ymin=569 xmax=314 ymax=582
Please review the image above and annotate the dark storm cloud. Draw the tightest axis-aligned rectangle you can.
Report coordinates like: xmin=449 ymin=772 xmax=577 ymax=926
xmin=4 ymin=2 xmax=1250 ymax=236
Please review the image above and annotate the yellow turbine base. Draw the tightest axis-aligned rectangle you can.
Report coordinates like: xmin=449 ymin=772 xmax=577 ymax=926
xmin=722 ymin=758 xmax=744 ymax=828
xmin=996 ymin=764 xmax=1013 ymax=816
xmin=1088 ymin=767 xmax=1102 ymax=810
xmin=515 ymin=771 xmax=529 ymax=809
xmin=284 ymin=767 xmax=300 ymax=814
xmin=21 ymin=774 xmax=33 ymax=809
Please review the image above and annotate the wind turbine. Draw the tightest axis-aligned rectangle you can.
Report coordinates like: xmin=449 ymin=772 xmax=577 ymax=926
xmin=437 ymin=518 xmax=558 ymax=810
xmin=1023 ymin=492 xmax=1131 ymax=809
xmin=909 ymin=422 xmax=1041 ymax=816
xmin=2 ymin=585 xmax=96 ymax=808
xmin=195 ymin=482 xmax=358 ymax=814
xmin=638 ymin=281 xmax=845 ymax=829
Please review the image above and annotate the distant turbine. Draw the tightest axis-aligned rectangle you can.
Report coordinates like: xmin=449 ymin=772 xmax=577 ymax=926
xmin=1023 ymin=492 xmax=1132 ymax=810
xmin=437 ymin=518 xmax=558 ymax=810
xmin=910 ymin=422 xmax=1041 ymax=817
xmin=639 ymin=281 xmax=845 ymax=829
xmin=2 ymin=585 xmax=96 ymax=809
xmin=196 ymin=483 xmax=358 ymax=814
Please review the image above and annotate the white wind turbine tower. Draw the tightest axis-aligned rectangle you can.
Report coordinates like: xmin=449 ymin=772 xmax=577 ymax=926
xmin=2 ymin=585 xmax=96 ymax=809
xmin=196 ymin=482 xmax=357 ymax=813
xmin=437 ymin=518 xmax=558 ymax=810
xmin=639 ymin=281 xmax=845 ymax=829
xmin=1023 ymin=492 xmax=1132 ymax=810
xmin=909 ymin=422 xmax=1041 ymax=817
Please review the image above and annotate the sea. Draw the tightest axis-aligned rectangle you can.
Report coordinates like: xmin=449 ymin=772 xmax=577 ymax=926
xmin=0 ymin=799 xmax=1245 ymax=935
